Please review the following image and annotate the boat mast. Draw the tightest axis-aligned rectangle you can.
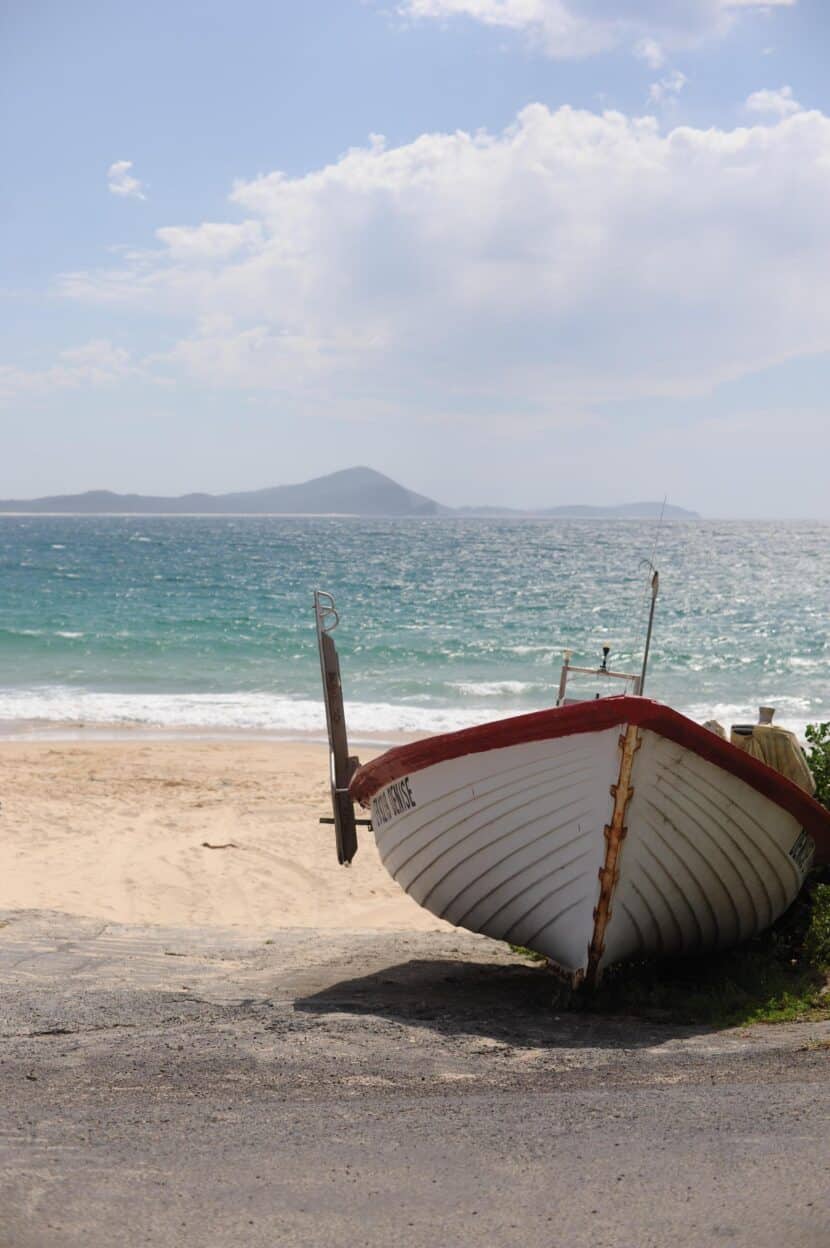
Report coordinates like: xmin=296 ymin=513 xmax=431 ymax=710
xmin=639 ymin=567 xmax=659 ymax=695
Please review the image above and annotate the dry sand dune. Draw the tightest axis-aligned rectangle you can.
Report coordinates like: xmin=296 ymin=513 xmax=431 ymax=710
xmin=0 ymin=740 xmax=450 ymax=932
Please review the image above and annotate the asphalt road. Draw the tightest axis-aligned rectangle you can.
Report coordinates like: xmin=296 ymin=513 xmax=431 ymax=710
xmin=1 ymin=910 xmax=829 ymax=1248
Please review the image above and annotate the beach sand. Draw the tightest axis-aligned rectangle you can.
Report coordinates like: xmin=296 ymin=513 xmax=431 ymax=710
xmin=0 ymin=740 xmax=450 ymax=932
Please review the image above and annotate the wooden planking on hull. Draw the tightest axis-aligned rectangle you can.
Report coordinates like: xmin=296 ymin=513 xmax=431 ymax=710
xmin=354 ymin=698 xmax=830 ymax=979
xmin=601 ymin=728 xmax=808 ymax=971
xmin=372 ymin=728 xmax=621 ymax=976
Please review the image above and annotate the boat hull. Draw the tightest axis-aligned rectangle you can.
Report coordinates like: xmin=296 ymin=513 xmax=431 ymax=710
xmin=351 ymin=698 xmax=829 ymax=982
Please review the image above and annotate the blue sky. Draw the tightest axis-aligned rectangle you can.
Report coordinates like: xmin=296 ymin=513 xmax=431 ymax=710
xmin=2 ymin=0 xmax=829 ymax=515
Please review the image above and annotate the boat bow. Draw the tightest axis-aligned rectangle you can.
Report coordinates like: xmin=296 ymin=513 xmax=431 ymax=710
xmin=351 ymin=697 xmax=830 ymax=981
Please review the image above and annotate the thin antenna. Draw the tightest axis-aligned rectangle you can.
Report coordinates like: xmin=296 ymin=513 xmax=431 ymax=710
xmin=642 ymin=495 xmax=666 ymax=609
xmin=639 ymin=566 xmax=659 ymax=694
xmin=637 ymin=496 xmax=667 ymax=695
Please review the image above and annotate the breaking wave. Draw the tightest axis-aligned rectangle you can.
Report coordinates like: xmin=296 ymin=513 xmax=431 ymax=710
xmin=0 ymin=687 xmax=519 ymax=740
xmin=0 ymin=686 xmax=819 ymax=742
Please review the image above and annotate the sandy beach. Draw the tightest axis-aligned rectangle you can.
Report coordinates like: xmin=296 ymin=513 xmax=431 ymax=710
xmin=0 ymin=739 xmax=449 ymax=933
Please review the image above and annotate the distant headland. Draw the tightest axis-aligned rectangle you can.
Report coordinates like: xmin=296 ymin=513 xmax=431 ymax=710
xmin=0 ymin=466 xmax=700 ymax=519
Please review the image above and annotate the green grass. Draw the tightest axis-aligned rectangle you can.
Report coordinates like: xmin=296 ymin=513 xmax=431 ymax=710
xmin=573 ymin=870 xmax=830 ymax=1027
xmin=509 ymin=944 xmax=548 ymax=963
xmin=512 ymin=723 xmax=830 ymax=1027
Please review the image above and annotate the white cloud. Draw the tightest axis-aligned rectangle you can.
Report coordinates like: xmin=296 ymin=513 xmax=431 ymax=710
xmin=59 ymin=103 xmax=830 ymax=422
xmin=107 ymin=160 xmax=146 ymax=200
xmin=635 ymin=37 xmax=665 ymax=70
xmin=745 ymin=85 xmax=801 ymax=117
xmin=155 ymin=221 xmax=262 ymax=261
xmin=398 ymin=0 xmax=797 ymax=59
xmin=649 ymin=69 xmax=688 ymax=105
xmin=56 ymin=339 xmax=135 ymax=383
xmin=0 ymin=340 xmax=137 ymax=404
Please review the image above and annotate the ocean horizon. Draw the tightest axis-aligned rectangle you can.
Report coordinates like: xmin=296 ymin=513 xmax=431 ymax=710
xmin=1 ymin=515 xmax=828 ymax=741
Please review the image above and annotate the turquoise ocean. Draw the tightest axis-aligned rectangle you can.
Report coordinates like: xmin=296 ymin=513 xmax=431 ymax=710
xmin=0 ymin=516 xmax=827 ymax=740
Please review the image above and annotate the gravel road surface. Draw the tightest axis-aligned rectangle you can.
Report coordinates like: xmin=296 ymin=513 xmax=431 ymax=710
xmin=1 ymin=910 xmax=828 ymax=1247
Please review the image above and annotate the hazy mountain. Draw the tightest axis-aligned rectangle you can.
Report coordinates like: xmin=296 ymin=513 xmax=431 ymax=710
xmin=0 ymin=467 xmax=698 ymax=519
xmin=457 ymin=502 xmax=700 ymax=519
xmin=0 ymin=467 xmax=449 ymax=517
xmin=540 ymin=502 xmax=698 ymax=519
xmin=216 ymin=467 xmax=448 ymax=516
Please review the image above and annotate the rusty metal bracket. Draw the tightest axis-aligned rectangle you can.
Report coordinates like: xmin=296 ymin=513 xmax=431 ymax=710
xmin=585 ymin=723 xmax=641 ymax=987
xmin=314 ymin=590 xmax=360 ymax=865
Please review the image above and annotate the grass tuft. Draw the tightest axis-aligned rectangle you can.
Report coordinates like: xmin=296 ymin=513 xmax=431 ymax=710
xmin=509 ymin=944 xmax=548 ymax=963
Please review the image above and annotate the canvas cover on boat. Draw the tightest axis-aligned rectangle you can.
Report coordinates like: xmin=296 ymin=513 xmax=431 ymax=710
xmin=729 ymin=724 xmax=816 ymax=795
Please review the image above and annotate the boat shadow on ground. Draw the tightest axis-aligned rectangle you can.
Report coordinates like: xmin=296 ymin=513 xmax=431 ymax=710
xmin=293 ymin=956 xmax=716 ymax=1049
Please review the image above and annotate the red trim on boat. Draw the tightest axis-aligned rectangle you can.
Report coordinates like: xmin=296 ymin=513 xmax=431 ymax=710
xmin=349 ymin=696 xmax=830 ymax=862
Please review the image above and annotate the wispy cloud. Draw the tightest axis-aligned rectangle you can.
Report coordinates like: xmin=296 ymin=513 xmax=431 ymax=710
xmin=635 ymin=38 xmax=665 ymax=70
xmin=649 ymin=69 xmax=688 ymax=105
xmin=398 ymin=0 xmax=797 ymax=60
xmin=0 ymin=340 xmax=138 ymax=405
xmin=107 ymin=160 xmax=146 ymax=200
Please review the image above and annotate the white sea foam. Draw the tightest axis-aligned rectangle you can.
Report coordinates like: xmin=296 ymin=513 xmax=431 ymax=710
xmin=0 ymin=687 xmax=515 ymax=739
xmin=0 ymin=687 xmax=822 ymax=742
xmin=682 ymin=700 xmax=819 ymax=739
xmin=447 ymin=680 xmax=541 ymax=696
xmin=508 ymin=644 xmax=560 ymax=657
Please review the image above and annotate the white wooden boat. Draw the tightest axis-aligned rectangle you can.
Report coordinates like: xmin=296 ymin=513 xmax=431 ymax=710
xmin=314 ymin=590 xmax=830 ymax=985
